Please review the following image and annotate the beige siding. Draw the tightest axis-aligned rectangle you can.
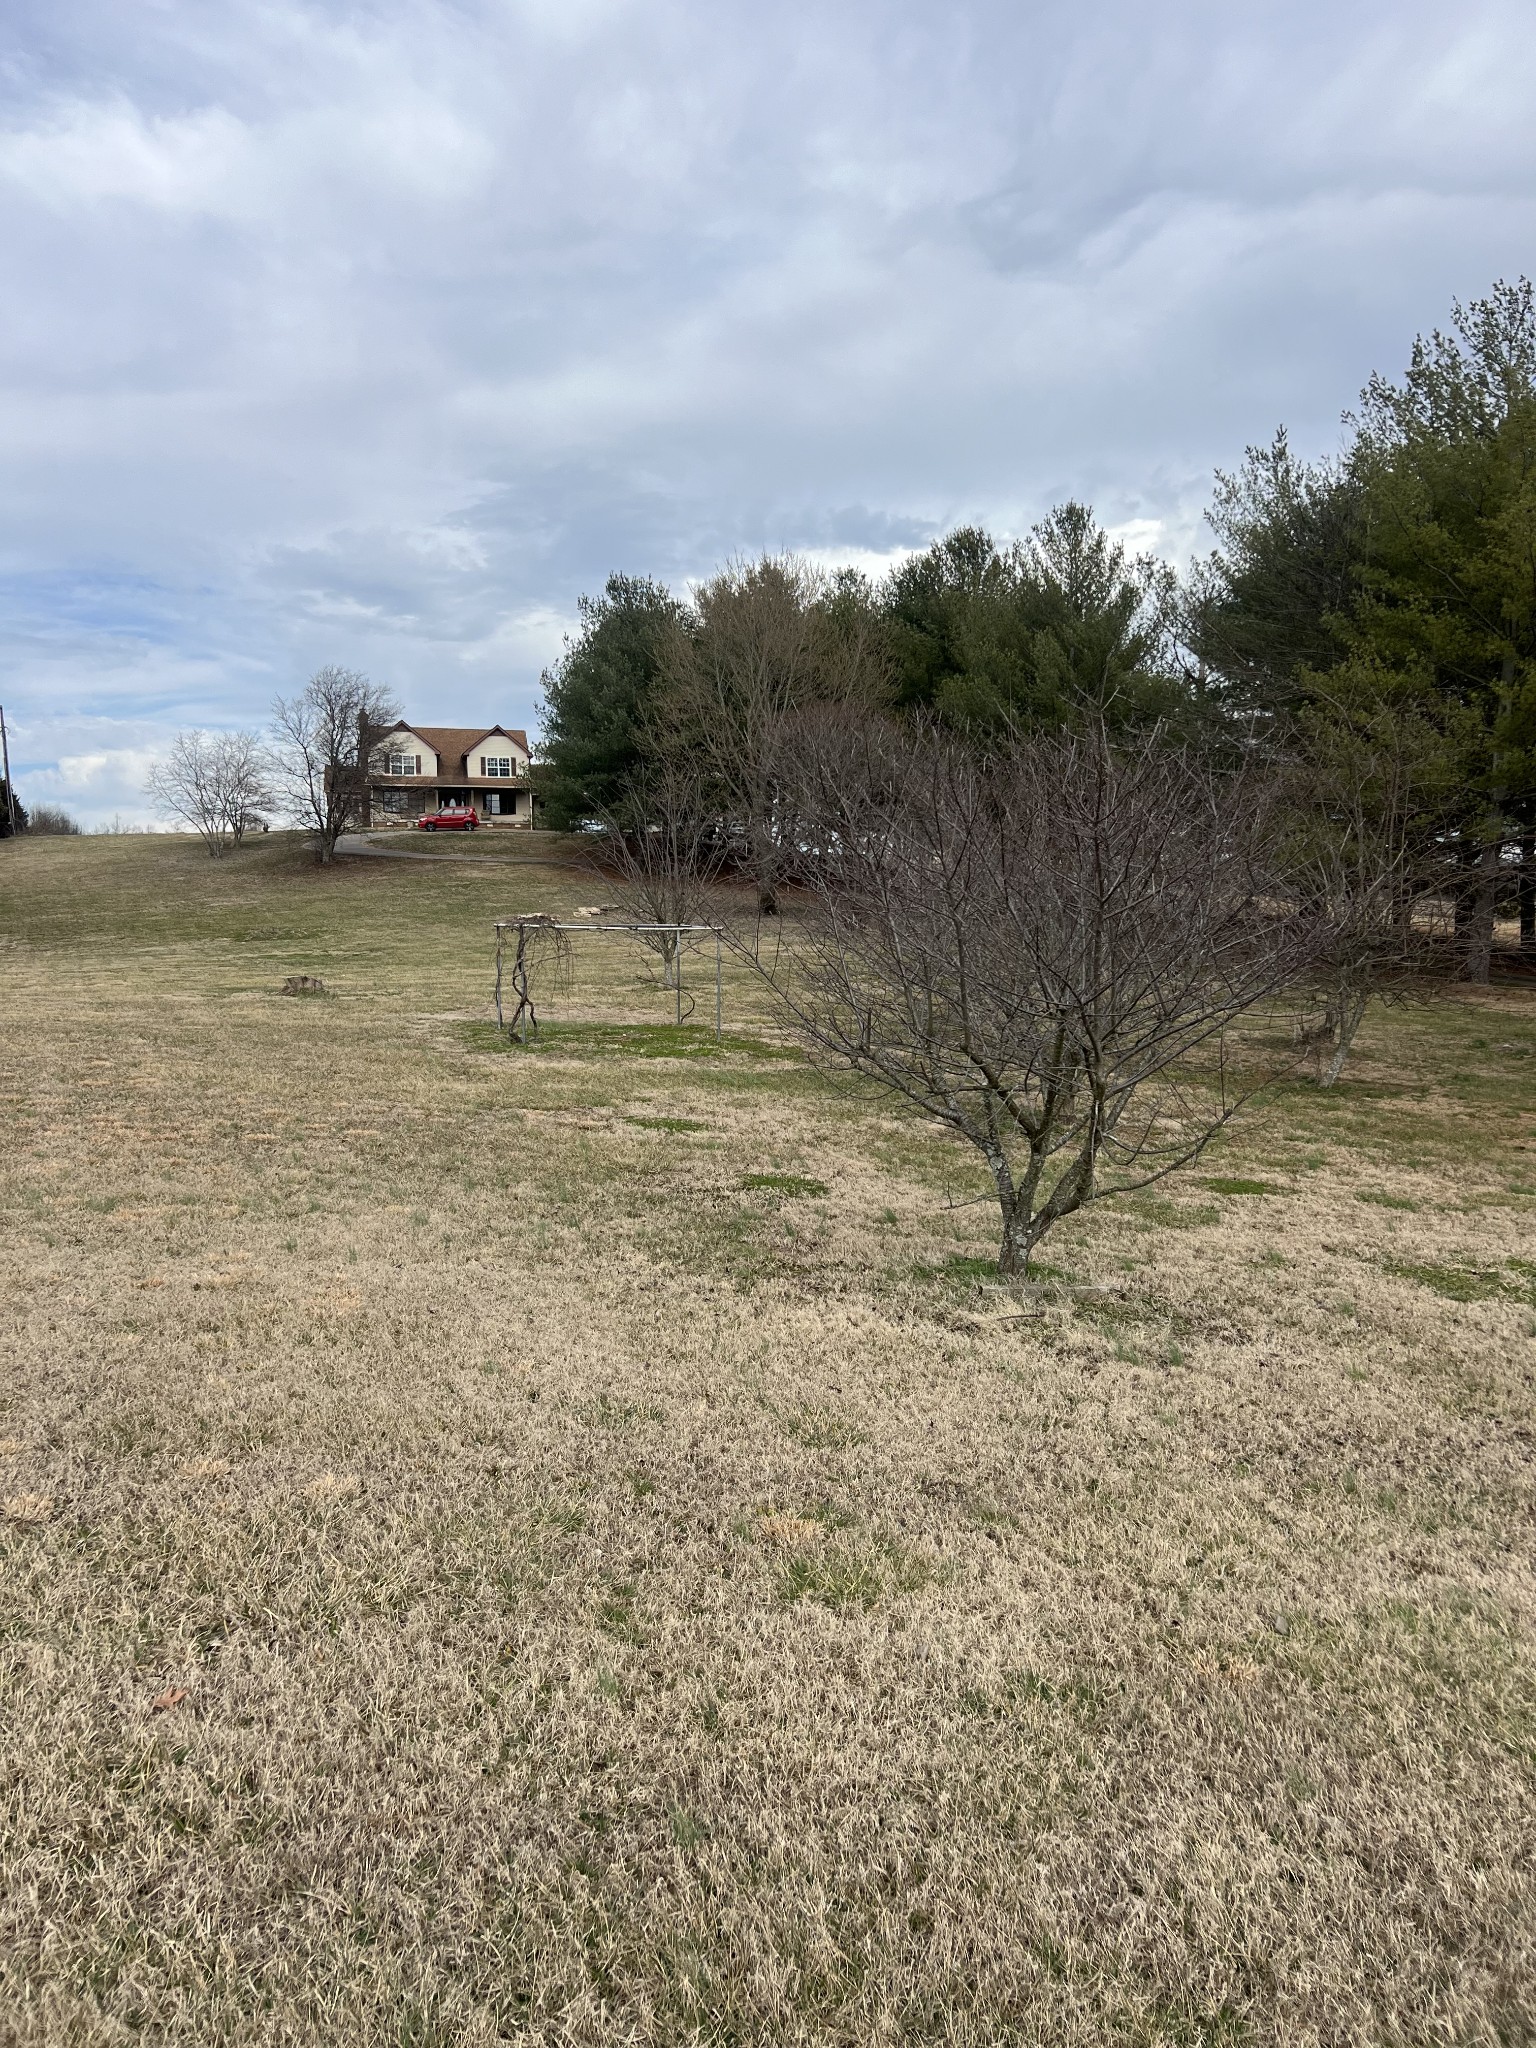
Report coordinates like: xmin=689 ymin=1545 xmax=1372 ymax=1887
xmin=373 ymin=731 xmax=440 ymax=776
xmin=472 ymin=747 xmax=528 ymax=778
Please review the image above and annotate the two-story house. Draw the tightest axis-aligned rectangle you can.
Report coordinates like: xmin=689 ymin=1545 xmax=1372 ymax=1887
xmin=363 ymin=722 xmax=534 ymax=827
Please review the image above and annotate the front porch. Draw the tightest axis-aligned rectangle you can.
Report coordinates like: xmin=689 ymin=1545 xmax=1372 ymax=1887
xmin=367 ymin=781 xmax=534 ymax=827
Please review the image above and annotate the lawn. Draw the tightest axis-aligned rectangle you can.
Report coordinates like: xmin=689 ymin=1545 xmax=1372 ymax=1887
xmin=2 ymin=830 xmax=1534 ymax=2046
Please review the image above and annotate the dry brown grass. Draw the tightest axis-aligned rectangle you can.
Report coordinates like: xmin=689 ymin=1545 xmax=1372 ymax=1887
xmin=2 ymin=830 xmax=1535 ymax=2046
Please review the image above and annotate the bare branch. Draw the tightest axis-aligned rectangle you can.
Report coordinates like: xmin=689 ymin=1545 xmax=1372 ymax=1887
xmin=146 ymin=730 xmax=271 ymax=857
xmin=741 ymin=717 xmax=1327 ymax=1275
xmin=269 ymin=668 xmax=398 ymax=863
xmin=589 ymin=760 xmax=725 ymax=987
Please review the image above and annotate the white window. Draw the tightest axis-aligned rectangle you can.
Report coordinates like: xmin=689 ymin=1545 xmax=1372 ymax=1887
xmin=386 ymin=752 xmax=421 ymax=777
xmin=482 ymin=756 xmax=512 ymax=777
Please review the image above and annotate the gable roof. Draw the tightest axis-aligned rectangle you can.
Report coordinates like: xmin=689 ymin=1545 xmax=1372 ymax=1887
xmin=382 ymin=722 xmax=530 ymax=774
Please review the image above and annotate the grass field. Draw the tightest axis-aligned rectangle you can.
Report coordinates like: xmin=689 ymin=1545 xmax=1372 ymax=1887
xmin=2 ymin=829 xmax=1534 ymax=2047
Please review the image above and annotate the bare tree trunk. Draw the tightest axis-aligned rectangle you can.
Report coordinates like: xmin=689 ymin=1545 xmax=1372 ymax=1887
xmin=1453 ymin=833 xmax=1476 ymax=950
xmin=746 ymin=799 xmax=782 ymax=916
xmin=993 ymin=1156 xmax=1047 ymax=1277
xmin=1463 ymin=830 xmax=1499 ymax=984
xmin=1319 ymin=985 xmax=1369 ymax=1088
xmin=998 ymin=1208 xmax=1045 ymax=1276
xmin=1519 ymin=828 xmax=1535 ymax=952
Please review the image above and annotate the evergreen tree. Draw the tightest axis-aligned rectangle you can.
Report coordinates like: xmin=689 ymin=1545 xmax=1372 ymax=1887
xmin=1191 ymin=281 xmax=1536 ymax=972
xmin=878 ymin=526 xmax=1007 ymax=710
xmin=1185 ymin=430 xmax=1366 ymax=727
xmin=536 ymin=575 xmax=688 ymax=829
xmin=878 ymin=507 xmax=1186 ymax=737
xmin=1339 ymin=280 xmax=1536 ymax=972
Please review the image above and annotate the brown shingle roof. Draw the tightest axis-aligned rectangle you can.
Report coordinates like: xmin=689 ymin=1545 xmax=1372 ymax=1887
xmin=386 ymin=723 xmax=530 ymax=775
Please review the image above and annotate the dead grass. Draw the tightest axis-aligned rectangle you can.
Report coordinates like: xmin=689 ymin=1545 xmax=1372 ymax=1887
xmin=1 ymin=830 xmax=1534 ymax=2045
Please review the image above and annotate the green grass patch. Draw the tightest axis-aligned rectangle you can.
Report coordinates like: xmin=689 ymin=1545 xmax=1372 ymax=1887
xmin=782 ymin=1406 xmax=867 ymax=1451
xmin=938 ymin=1252 xmax=1000 ymax=1281
xmin=1357 ymin=1189 xmax=1419 ymax=1211
xmin=1125 ymin=1197 xmax=1223 ymax=1229
xmin=1381 ymin=1259 xmax=1506 ymax=1303
xmin=466 ymin=1021 xmax=797 ymax=1062
xmin=910 ymin=1251 xmax=1073 ymax=1285
xmin=911 ymin=1253 xmax=1090 ymax=1289
xmin=775 ymin=1532 xmax=932 ymax=1611
xmin=1203 ymin=1177 xmax=1285 ymax=1196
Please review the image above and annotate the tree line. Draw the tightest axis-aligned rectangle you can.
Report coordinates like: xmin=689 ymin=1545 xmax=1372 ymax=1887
xmin=540 ymin=280 xmax=1536 ymax=982
xmin=531 ymin=281 xmax=1536 ymax=1276
xmin=0 ymin=785 xmax=83 ymax=837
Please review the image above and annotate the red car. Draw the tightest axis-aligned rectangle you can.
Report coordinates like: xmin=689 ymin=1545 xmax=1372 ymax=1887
xmin=416 ymin=806 xmax=479 ymax=832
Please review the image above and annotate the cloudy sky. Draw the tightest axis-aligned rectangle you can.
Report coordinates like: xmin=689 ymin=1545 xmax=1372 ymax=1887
xmin=2 ymin=0 xmax=1533 ymax=825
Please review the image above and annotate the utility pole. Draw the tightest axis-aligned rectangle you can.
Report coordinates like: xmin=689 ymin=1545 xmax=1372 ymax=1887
xmin=0 ymin=703 xmax=16 ymax=837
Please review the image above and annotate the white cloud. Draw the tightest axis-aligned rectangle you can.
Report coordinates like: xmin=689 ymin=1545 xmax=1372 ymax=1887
xmin=0 ymin=101 xmax=251 ymax=215
xmin=1 ymin=0 xmax=1534 ymax=789
xmin=15 ymin=740 xmax=167 ymax=831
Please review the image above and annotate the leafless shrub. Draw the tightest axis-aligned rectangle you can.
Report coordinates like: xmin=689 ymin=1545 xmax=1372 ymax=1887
xmin=1281 ymin=695 xmax=1460 ymax=1085
xmin=24 ymin=803 xmax=81 ymax=836
xmin=270 ymin=667 xmax=398 ymax=863
xmin=146 ymin=730 xmax=272 ymax=857
xmin=590 ymin=762 xmax=726 ymax=988
xmin=750 ymin=716 xmax=1325 ymax=1274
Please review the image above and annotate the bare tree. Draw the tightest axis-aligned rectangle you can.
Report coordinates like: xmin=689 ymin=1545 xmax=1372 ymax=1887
xmin=24 ymin=804 xmax=80 ymax=836
xmin=270 ymin=668 xmax=398 ymax=863
xmin=750 ymin=717 xmax=1324 ymax=1275
xmin=592 ymin=761 xmax=725 ymax=988
xmin=146 ymin=730 xmax=271 ymax=857
xmin=221 ymin=730 xmax=273 ymax=848
xmin=1281 ymin=693 xmax=1459 ymax=1086
xmin=656 ymin=556 xmax=888 ymax=915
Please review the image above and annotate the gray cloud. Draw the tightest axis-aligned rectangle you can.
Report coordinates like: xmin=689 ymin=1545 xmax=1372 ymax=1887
xmin=1 ymin=0 xmax=1533 ymax=823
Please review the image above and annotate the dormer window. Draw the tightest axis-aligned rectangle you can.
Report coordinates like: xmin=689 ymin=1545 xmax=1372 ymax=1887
xmin=386 ymin=752 xmax=422 ymax=777
xmin=482 ymin=756 xmax=513 ymax=777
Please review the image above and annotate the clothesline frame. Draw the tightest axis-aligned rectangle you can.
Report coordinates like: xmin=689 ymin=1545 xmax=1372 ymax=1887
xmin=492 ymin=918 xmax=724 ymax=1043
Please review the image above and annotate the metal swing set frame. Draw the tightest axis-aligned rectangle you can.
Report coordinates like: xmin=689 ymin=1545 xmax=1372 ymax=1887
xmin=493 ymin=917 xmax=725 ymax=1044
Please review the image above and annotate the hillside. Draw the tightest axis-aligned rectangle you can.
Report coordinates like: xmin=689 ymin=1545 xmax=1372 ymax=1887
xmin=2 ymin=831 xmax=1534 ymax=2045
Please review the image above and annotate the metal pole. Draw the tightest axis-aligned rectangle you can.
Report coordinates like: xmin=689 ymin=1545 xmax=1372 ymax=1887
xmin=0 ymin=705 xmax=15 ymax=837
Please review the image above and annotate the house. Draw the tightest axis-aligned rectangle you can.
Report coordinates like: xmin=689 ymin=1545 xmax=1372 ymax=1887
xmin=363 ymin=722 xmax=534 ymax=827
